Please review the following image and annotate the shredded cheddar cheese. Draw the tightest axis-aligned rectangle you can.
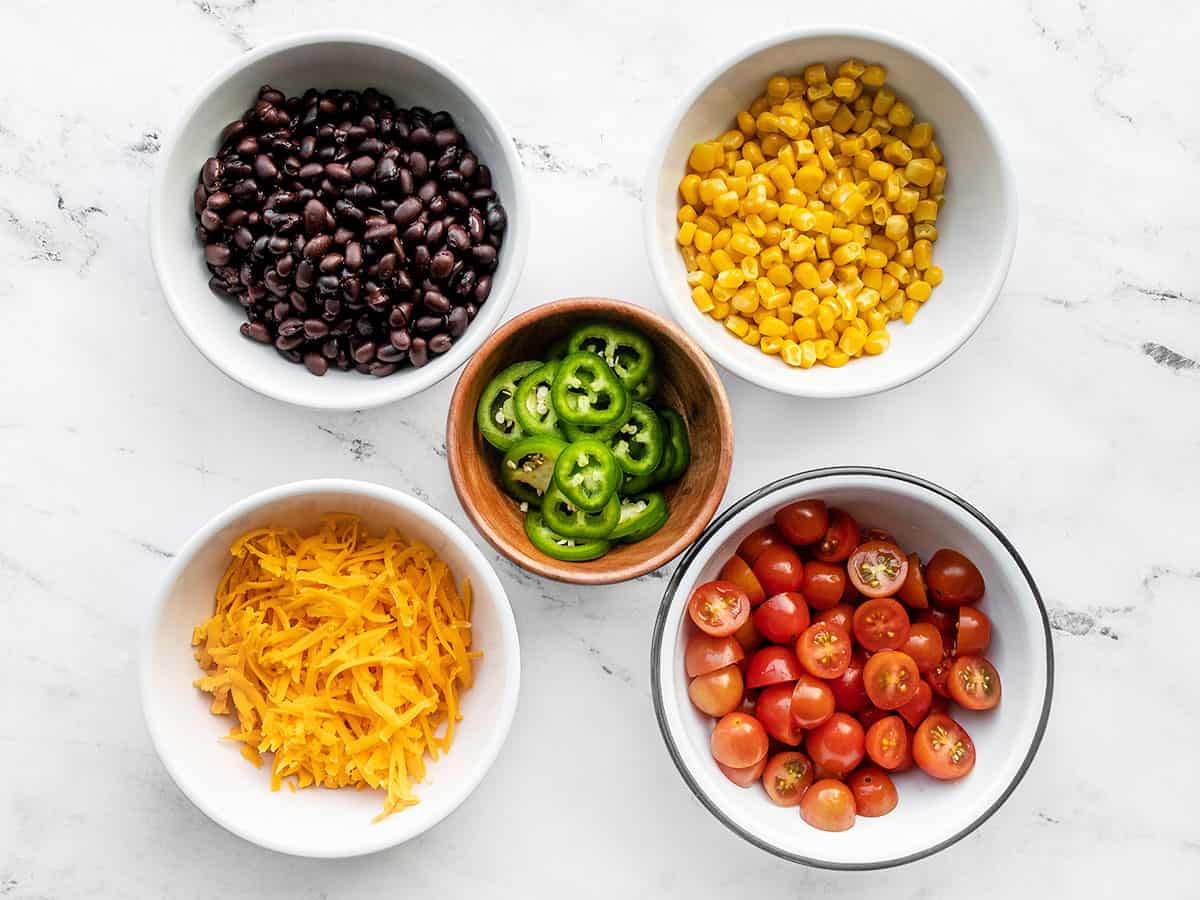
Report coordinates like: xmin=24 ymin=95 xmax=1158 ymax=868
xmin=191 ymin=514 xmax=477 ymax=820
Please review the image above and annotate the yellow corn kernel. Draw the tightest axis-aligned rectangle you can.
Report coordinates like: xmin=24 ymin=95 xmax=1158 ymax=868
xmin=758 ymin=315 xmax=789 ymax=338
xmin=904 ymin=158 xmax=936 ymax=187
xmin=711 ymin=191 xmax=739 ymax=217
xmin=716 ymin=269 xmax=745 ymax=291
xmin=712 ymin=283 xmax=734 ymax=302
xmin=810 ymin=338 xmax=832 ymax=360
xmin=731 ymin=288 xmax=758 ymax=315
xmin=883 ymin=215 xmax=908 ymax=242
xmin=885 ymin=259 xmax=909 ymax=281
xmin=742 ymin=141 xmax=766 ymax=167
xmin=864 ymin=330 xmax=890 ymax=355
xmin=793 ymin=261 xmax=820 ymax=290
xmin=816 ymin=301 xmax=838 ymax=332
xmin=767 ymin=74 xmax=791 ymax=100
xmin=776 ymin=144 xmax=798 ymax=174
xmin=803 ymin=63 xmax=828 ymax=85
xmin=792 ymin=317 xmax=818 ymax=341
xmin=679 ymin=174 xmax=702 ymax=206
xmin=756 ymin=111 xmax=781 ymax=135
xmin=768 ymin=165 xmax=795 ymax=193
xmin=872 ymin=86 xmax=896 ymax=115
xmin=807 ymin=82 xmax=833 ymax=102
xmin=862 ymin=266 xmax=883 ymax=290
xmin=820 ymin=348 xmax=848 ymax=368
xmin=777 ymin=116 xmax=805 ymax=139
xmin=930 ymin=165 xmax=947 ymax=194
xmin=887 ymin=101 xmax=914 ymax=128
xmin=780 ymin=339 xmax=802 ymax=367
xmin=724 ymin=314 xmax=750 ymax=338
xmin=688 ymin=142 xmax=723 ymax=173
xmin=928 ymin=140 xmax=944 ymax=165
xmin=814 ymin=234 xmax=831 ymax=259
xmin=765 ymin=289 xmax=791 ymax=310
xmin=740 ymin=255 xmax=760 ymax=279
xmin=883 ymin=140 xmax=913 ymax=166
xmin=711 ymin=300 xmax=731 ymax=319
xmin=832 ymin=241 xmax=862 ymax=266
xmin=862 ymin=247 xmax=889 ymax=269
xmin=914 ymin=223 xmax=939 ymax=243
xmin=695 ymin=213 xmax=720 ymax=235
xmin=791 ymin=289 xmax=819 ymax=315
xmin=766 ymin=263 xmax=792 ymax=287
xmin=879 ymin=272 xmax=899 ymax=300
xmin=926 ymin=265 xmax=943 ymax=287
xmin=727 ymin=232 xmax=760 ymax=258
xmin=905 ymin=121 xmax=932 ymax=149
xmin=830 ymin=105 xmax=856 ymax=134
xmin=912 ymin=239 xmax=932 ymax=271
xmin=787 ymin=234 xmax=815 ymax=262
xmin=897 ymin=248 xmax=914 ymax=267
xmin=832 ymin=76 xmax=859 ymax=100
xmin=817 ymin=259 xmax=836 ymax=281
xmin=758 ymin=245 xmax=782 ymax=269
xmin=737 ymin=110 xmax=757 ymax=138
xmin=814 ymin=279 xmax=838 ymax=299
xmin=711 ymin=228 xmax=730 ymax=250
xmin=711 ymin=249 xmax=736 ymax=272
xmin=742 ymin=326 xmax=761 ymax=346
xmin=677 ymin=205 xmax=698 ymax=225
xmin=811 ymin=98 xmax=839 ymax=123
xmin=693 ymin=228 xmax=713 ymax=253
xmin=829 ymin=225 xmax=853 ymax=245
xmin=901 ymin=299 xmax=919 ymax=323
xmin=691 ymin=285 xmax=715 ymax=313
xmin=677 ymin=221 xmax=697 ymax=246
xmin=696 ymin=253 xmax=715 ymax=276
xmin=839 ymin=327 xmax=866 ymax=356
xmin=893 ymin=188 xmax=919 ymax=215
xmin=913 ymin=199 xmax=939 ymax=223
xmin=861 ymin=64 xmax=887 ymax=87
xmin=835 ymin=58 xmax=865 ymax=79
xmin=687 ymin=268 xmax=713 ymax=289
xmin=761 ymin=134 xmax=789 ymax=158
xmin=760 ymin=335 xmax=784 ymax=355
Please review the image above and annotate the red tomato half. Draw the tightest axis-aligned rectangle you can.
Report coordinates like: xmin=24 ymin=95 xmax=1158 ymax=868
xmin=800 ymin=779 xmax=856 ymax=831
xmin=848 ymin=767 xmax=898 ymax=817
xmin=745 ymin=645 xmax=802 ymax=689
xmin=762 ymin=751 xmax=814 ymax=807
xmin=847 ymin=541 xmax=909 ymax=598
xmin=896 ymin=552 xmax=928 ymax=609
xmin=732 ymin=614 xmax=765 ymax=653
xmin=926 ymin=549 xmax=985 ymax=607
xmin=688 ymin=581 xmax=750 ymax=637
xmin=955 ymin=606 xmax=992 ymax=655
xmin=901 ymin=622 xmax=945 ymax=672
xmin=916 ymin=606 xmax=956 ymax=642
xmin=752 ymin=544 xmax=805 ymax=596
xmin=865 ymin=715 xmax=909 ymax=770
xmin=711 ymin=712 xmax=769 ymax=769
xmin=805 ymin=712 xmax=865 ymax=777
xmin=828 ymin=649 xmax=870 ymax=714
xmin=863 ymin=650 xmax=921 ymax=710
xmin=896 ymin=677 xmax=934 ymax=727
xmin=928 ymin=650 xmax=955 ymax=698
xmin=688 ymin=665 xmax=744 ymax=717
xmin=948 ymin=656 xmax=1002 ymax=710
xmin=685 ymin=633 xmax=745 ymax=677
xmin=738 ymin=525 xmax=787 ymax=565
xmin=718 ymin=755 xmax=766 ymax=787
xmin=718 ymin=554 xmax=766 ymax=606
xmin=913 ymin=714 xmax=976 ymax=780
xmin=753 ymin=592 xmax=811 ymax=644
xmin=813 ymin=508 xmax=860 ymax=563
xmin=852 ymin=598 xmax=911 ymax=652
xmin=813 ymin=603 xmax=854 ymax=633
xmin=756 ymin=683 xmax=803 ymax=745
xmin=790 ymin=674 xmax=836 ymax=730
xmin=774 ymin=499 xmax=829 ymax=546
xmin=800 ymin=560 xmax=847 ymax=610
xmin=796 ymin=622 xmax=853 ymax=679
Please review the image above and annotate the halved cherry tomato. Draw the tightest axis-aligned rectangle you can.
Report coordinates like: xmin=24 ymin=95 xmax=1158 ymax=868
xmin=813 ymin=602 xmax=854 ymax=633
xmin=718 ymin=554 xmax=766 ymax=606
xmin=955 ymin=606 xmax=992 ymax=655
xmin=688 ymin=581 xmax=750 ymax=637
xmin=755 ymin=683 xmax=803 ymax=745
xmin=795 ymin=622 xmax=853 ymax=679
xmin=685 ymin=633 xmax=745 ymax=677
xmin=913 ymin=713 xmax=976 ymax=780
xmin=800 ymin=779 xmax=856 ymax=831
xmin=901 ymin=622 xmax=945 ymax=672
xmin=848 ymin=767 xmax=898 ymax=817
xmin=738 ymin=525 xmax=787 ymax=565
xmin=800 ymin=560 xmax=847 ymax=610
xmin=805 ymin=713 xmax=865 ymax=778
xmin=774 ymin=499 xmax=829 ymax=546
xmin=790 ymin=674 xmax=835 ymax=730
xmin=852 ymin=598 xmax=911 ymax=652
xmin=928 ymin=650 xmax=955 ymax=698
xmin=711 ymin=712 xmax=769 ymax=769
xmin=717 ymin=755 xmax=766 ymax=787
xmin=732 ymin=614 xmax=764 ymax=653
xmin=865 ymin=715 xmax=909 ymax=770
xmin=896 ymin=552 xmax=928 ymax=609
xmin=896 ymin=677 xmax=934 ymax=727
xmin=916 ymin=606 xmax=956 ymax=642
xmin=813 ymin=508 xmax=860 ymax=563
xmin=762 ymin=751 xmax=814 ymax=807
xmin=847 ymin=541 xmax=909 ymax=598
xmin=857 ymin=705 xmax=889 ymax=729
xmin=744 ymin=645 xmax=802 ymax=688
xmin=891 ymin=724 xmax=916 ymax=772
xmin=688 ymin=664 xmax=744 ymax=717
xmin=863 ymin=650 xmax=920 ymax=710
xmin=948 ymin=656 xmax=1002 ymax=710
xmin=926 ymin=549 xmax=985 ymax=607
xmin=752 ymin=592 xmax=811 ymax=644
xmin=752 ymin=544 xmax=805 ymax=596
xmin=828 ymin=649 xmax=869 ymax=714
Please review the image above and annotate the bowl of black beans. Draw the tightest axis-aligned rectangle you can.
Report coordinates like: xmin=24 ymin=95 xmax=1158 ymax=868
xmin=149 ymin=32 xmax=529 ymax=409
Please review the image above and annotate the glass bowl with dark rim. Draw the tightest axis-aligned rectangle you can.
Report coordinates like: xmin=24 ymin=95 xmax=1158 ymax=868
xmin=650 ymin=467 xmax=1052 ymax=869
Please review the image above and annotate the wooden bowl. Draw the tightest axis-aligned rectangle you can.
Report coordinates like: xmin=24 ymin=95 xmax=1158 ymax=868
xmin=446 ymin=298 xmax=733 ymax=584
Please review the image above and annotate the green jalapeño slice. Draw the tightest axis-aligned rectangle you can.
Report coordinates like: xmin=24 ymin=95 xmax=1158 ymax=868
xmin=552 ymin=439 xmax=621 ymax=511
xmin=541 ymin=482 xmax=620 ymax=540
xmin=609 ymin=492 xmax=669 ymax=543
xmin=550 ymin=352 xmax=629 ymax=427
xmin=476 ymin=360 xmax=542 ymax=451
xmin=567 ymin=321 xmax=656 ymax=389
xmin=513 ymin=360 xmax=563 ymax=437
xmin=500 ymin=435 xmax=566 ymax=507
xmin=656 ymin=408 xmax=691 ymax=483
xmin=524 ymin=509 xmax=611 ymax=562
xmin=609 ymin=401 xmax=665 ymax=477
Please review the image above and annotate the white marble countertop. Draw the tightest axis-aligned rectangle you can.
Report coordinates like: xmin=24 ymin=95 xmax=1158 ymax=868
xmin=2 ymin=0 xmax=1198 ymax=895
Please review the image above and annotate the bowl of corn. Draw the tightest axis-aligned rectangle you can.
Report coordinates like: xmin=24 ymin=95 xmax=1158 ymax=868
xmin=644 ymin=28 xmax=1017 ymax=398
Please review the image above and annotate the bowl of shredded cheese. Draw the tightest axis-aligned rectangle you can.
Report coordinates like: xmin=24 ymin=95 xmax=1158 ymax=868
xmin=140 ymin=479 xmax=520 ymax=857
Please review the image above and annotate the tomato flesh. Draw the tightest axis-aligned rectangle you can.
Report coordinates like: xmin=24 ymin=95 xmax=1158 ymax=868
xmin=848 ymin=767 xmax=898 ymax=817
xmin=685 ymin=633 xmax=745 ymax=677
xmin=711 ymin=712 xmax=769 ymax=769
xmin=852 ymin=597 xmax=911 ymax=652
xmin=896 ymin=677 xmax=934 ymax=727
xmin=801 ymin=561 xmax=847 ymax=610
xmin=796 ymin=622 xmax=853 ymax=679
xmin=752 ymin=591 xmax=811 ymax=644
xmin=805 ymin=712 xmax=865 ymax=777
xmin=688 ymin=664 xmax=744 ymax=717
xmin=744 ymin=645 xmax=802 ymax=688
xmin=755 ymin=683 xmax=803 ymax=745
xmin=865 ymin=715 xmax=909 ymax=770
xmin=847 ymin=541 xmax=909 ymax=598
xmin=948 ymin=656 xmax=1002 ymax=710
xmin=790 ymin=674 xmax=836 ymax=730
xmin=813 ymin=508 xmax=860 ymax=563
xmin=800 ymin=779 xmax=856 ymax=831
xmin=762 ymin=751 xmax=814 ymax=807
xmin=863 ymin=650 xmax=921 ymax=710
xmin=914 ymin=713 xmax=976 ymax=780
xmin=774 ymin=499 xmax=829 ymax=546
xmin=896 ymin=552 xmax=928 ymax=609
xmin=688 ymin=580 xmax=750 ymax=637
xmin=717 ymin=555 xmax=766 ymax=606
xmin=926 ymin=548 xmax=985 ymax=607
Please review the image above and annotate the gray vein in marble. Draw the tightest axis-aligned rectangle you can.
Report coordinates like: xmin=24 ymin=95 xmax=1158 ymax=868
xmin=0 ymin=550 xmax=50 ymax=590
xmin=134 ymin=539 xmax=175 ymax=559
xmin=127 ymin=129 xmax=162 ymax=159
xmin=191 ymin=0 xmax=257 ymax=50
xmin=514 ymin=138 xmax=642 ymax=200
xmin=316 ymin=424 xmax=377 ymax=461
xmin=1028 ymin=0 xmax=1134 ymax=125
xmin=1047 ymin=604 xmax=1132 ymax=639
xmin=1124 ymin=283 xmax=1198 ymax=306
xmin=1141 ymin=342 xmax=1198 ymax=372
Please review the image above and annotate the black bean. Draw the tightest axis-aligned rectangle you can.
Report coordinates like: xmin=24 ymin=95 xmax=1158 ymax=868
xmin=446 ymin=190 xmax=469 ymax=209
xmin=369 ymin=362 xmax=398 ymax=377
xmin=428 ymin=333 xmax=452 ymax=354
xmin=414 ymin=315 xmax=443 ymax=334
xmin=254 ymin=154 xmax=278 ymax=179
xmin=352 ymin=341 xmax=376 ymax=364
xmin=199 ymin=209 xmax=223 ymax=232
xmin=303 ymin=198 xmax=328 ymax=234
xmin=304 ymin=351 xmax=329 ymax=375
xmin=202 ymin=157 xmax=222 ymax=191
xmin=240 ymin=321 xmax=271 ymax=343
xmin=425 ymin=220 xmax=445 ymax=248
xmin=429 ymin=249 xmax=455 ymax=279
xmin=447 ymin=306 xmax=469 ymax=337
xmin=365 ymin=223 xmax=398 ymax=243
xmin=194 ymin=184 xmax=209 ymax=214
xmin=377 ymin=343 xmax=407 ymax=364
xmin=345 ymin=242 xmax=363 ymax=270
xmin=408 ymin=337 xmax=429 ymax=368
xmin=303 ymin=234 xmax=332 ymax=259
xmin=325 ymin=162 xmax=352 ymax=182
xmin=486 ymin=203 xmax=507 ymax=231
xmin=350 ymin=155 xmax=375 ymax=178
xmin=409 ymin=126 xmax=432 ymax=146
xmin=319 ymin=253 xmax=344 ymax=273
xmin=389 ymin=329 xmax=412 ymax=351
xmin=423 ymin=289 xmax=450 ymax=313
xmin=472 ymin=244 xmax=498 ymax=268
xmin=446 ymin=225 xmax=470 ymax=252
xmin=410 ymin=151 xmax=428 ymax=179
xmin=299 ymin=162 xmax=324 ymax=180
xmin=206 ymin=191 xmax=232 ymax=212
xmin=475 ymin=274 xmax=493 ymax=302
xmin=275 ymin=332 xmax=304 ymax=351
xmin=392 ymin=197 xmax=422 ymax=227
xmin=205 ymin=243 xmax=231 ymax=266
xmin=303 ymin=318 xmax=329 ymax=339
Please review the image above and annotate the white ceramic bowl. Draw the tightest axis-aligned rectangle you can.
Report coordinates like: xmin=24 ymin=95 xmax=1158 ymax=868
xmin=651 ymin=468 xmax=1052 ymax=869
xmin=149 ymin=32 xmax=529 ymax=410
xmin=140 ymin=479 xmax=520 ymax=857
xmin=645 ymin=29 xmax=1017 ymax=398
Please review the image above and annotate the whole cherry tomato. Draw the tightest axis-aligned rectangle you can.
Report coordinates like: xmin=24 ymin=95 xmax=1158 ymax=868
xmin=711 ymin=712 xmax=769 ymax=769
xmin=790 ymin=674 xmax=836 ymax=730
xmin=926 ymin=549 xmax=985 ymax=607
xmin=753 ymin=591 xmax=811 ymax=644
xmin=801 ymin=560 xmax=848 ymax=610
xmin=752 ymin=544 xmax=805 ymax=596
xmin=805 ymin=712 xmax=865 ymax=777
xmin=774 ymin=499 xmax=829 ymax=546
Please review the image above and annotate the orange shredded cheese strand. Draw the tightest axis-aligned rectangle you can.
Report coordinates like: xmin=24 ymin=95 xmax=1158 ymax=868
xmin=191 ymin=514 xmax=477 ymax=821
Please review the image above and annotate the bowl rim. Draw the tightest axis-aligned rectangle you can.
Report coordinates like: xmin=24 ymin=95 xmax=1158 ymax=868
xmin=649 ymin=466 xmax=1054 ymax=870
xmin=445 ymin=296 xmax=734 ymax=585
xmin=642 ymin=26 xmax=1019 ymax=399
xmin=138 ymin=478 xmax=522 ymax=858
xmin=147 ymin=30 xmax=530 ymax=411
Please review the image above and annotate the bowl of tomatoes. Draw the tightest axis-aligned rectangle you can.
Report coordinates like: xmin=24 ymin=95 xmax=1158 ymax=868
xmin=650 ymin=467 xmax=1052 ymax=869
